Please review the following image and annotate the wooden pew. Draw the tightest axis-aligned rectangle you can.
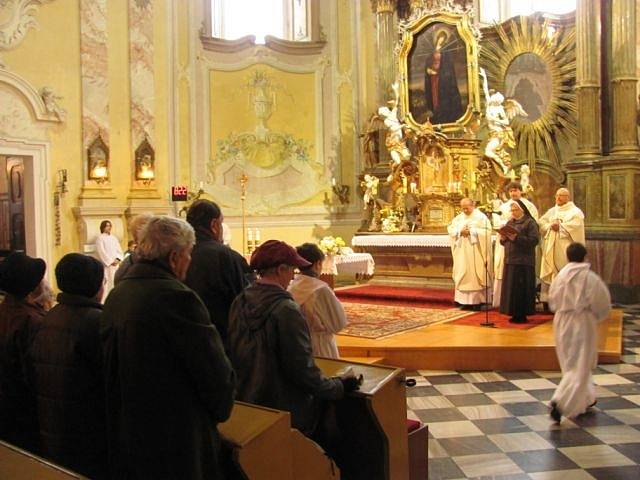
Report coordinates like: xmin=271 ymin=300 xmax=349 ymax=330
xmin=0 ymin=440 xmax=87 ymax=480
xmin=219 ymin=402 xmax=339 ymax=480
xmin=316 ymin=358 xmax=410 ymax=480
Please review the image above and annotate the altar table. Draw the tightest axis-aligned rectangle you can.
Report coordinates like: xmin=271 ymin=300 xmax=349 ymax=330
xmin=351 ymin=233 xmax=454 ymax=288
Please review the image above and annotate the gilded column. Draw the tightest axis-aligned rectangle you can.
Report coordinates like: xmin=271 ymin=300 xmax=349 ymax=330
xmin=575 ymin=0 xmax=601 ymax=157
xmin=371 ymin=0 xmax=396 ymax=104
xmin=610 ymin=0 xmax=639 ymax=154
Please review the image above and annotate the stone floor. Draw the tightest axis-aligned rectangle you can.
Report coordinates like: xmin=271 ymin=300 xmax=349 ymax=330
xmin=405 ymin=304 xmax=640 ymax=479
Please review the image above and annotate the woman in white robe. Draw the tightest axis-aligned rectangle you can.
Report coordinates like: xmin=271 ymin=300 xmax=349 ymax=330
xmin=288 ymin=243 xmax=348 ymax=359
xmin=549 ymin=242 xmax=611 ymax=422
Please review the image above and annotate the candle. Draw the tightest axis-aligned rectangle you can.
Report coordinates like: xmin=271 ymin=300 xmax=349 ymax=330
xmin=248 ymin=228 xmax=253 ymax=241
xmin=198 ymin=181 xmax=204 ymax=190
xmin=331 ymin=177 xmax=336 ymax=187
xmin=410 ymin=181 xmax=417 ymax=193
xmin=255 ymin=228 xmax=261 ymax=241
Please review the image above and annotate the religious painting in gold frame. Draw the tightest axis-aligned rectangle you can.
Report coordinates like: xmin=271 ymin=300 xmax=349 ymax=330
xmin=480 ymin=15 xmax=576 ymax=168
xmin=398 ymin=11 xmax=481 ymax=134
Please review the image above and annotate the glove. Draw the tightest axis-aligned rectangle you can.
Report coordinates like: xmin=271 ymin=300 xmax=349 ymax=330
xmin=340 ymin=374 xmax=362 ymax=393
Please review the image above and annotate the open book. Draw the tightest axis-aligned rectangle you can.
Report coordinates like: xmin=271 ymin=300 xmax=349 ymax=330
xmin=497 ymin=224 xmax=518 ymax=237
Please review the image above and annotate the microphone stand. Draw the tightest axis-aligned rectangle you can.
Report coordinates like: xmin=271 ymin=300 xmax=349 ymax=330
xmin=480 ymin=207 xmax=495 ymax=327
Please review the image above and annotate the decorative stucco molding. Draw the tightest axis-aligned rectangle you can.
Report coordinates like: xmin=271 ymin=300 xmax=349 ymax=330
xmin=0 ymin=0 xmax=55 ymax=53
xmin=200 ymin=34 xmax=326 ymax=55
xmin=0 ymin=67 xmax=63 ymax=122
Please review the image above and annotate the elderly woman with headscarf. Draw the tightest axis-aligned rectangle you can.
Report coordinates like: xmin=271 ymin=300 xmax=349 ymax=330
xmin=499 ymin=199 xmax=540 ymax=323
xmin=0 ymin=252 xmax=47 ymax=453
xmin=101 ymin=216 xmax=236 ymax=480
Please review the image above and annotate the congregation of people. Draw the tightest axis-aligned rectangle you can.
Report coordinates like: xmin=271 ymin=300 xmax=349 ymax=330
xmin=0 ymin=199 xmax=353 ymax=480
xmin=448 ymin=182 xmax=611 ymax=422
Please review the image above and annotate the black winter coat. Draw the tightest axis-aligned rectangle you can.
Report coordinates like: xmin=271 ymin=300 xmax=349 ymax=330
xmin=28 ymin=292 xmax=107 ymax=479
xmin=102 ymin=261 xmax=236 ymax=480
xmin=0 ymin=295 xmax=44 ymax=453
xmin=227 ymin=282 xmax=343 ymax=435
xmin=185 ymin=232 xmax=251 ymax=342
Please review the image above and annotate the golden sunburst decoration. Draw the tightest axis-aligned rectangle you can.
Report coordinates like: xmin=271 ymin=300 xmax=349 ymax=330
xmin=480 ymin=15 xmax=576 ymax=170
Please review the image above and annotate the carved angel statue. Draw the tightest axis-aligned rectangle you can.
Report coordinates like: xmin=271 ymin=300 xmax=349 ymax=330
xmin=361 ymin=174 xmax=380 ymax=208
xmin=377 ymin=81 xmax=411 ymax=181
xmin=519 ymin=164 xmax=534 ymax=193
xmin=479 ymin=68 xmax=527 ymax=175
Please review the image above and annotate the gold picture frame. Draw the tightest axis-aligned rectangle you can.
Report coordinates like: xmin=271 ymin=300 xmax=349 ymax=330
xmin=480 ymin=14 xmax=576 ymax=168
xmin=398 ymin=10 xmax=481 ymax=134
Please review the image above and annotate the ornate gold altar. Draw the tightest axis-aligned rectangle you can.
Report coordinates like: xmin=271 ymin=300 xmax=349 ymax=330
xmin=360 ymin=4 xmax=484 ymax=234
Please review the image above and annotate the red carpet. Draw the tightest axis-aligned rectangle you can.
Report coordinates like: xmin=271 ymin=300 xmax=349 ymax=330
xmin=336 ymin=285 xmax=454 ymax=307
xmin=336 ymin=285 xmax=553 ymax=331
xmin=451 ymin=311 xmax=553 ymax=330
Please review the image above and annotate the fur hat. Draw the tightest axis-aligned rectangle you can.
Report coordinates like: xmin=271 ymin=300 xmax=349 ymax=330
xmin=0 ymin=252 xmax=46 ymax=298
xmin=55 ymin=253 xmax=104 ymax=298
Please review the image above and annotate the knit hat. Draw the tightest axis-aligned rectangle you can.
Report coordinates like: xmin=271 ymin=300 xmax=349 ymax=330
xmin=250 ymin=240 xmax=312 ymax=271
xmin=55 ymin=253 xmax=104 ymax=298
xmin=0 ymin=252 xmax=46 ymax=298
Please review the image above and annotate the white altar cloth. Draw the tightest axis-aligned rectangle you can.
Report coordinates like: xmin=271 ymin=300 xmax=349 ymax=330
xmin=351 ymin=234 xmax=452 ymax=248
xmin=321 ymin=253 xmax=375 ymax=276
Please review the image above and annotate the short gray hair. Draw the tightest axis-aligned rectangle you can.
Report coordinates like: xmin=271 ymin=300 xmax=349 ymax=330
xmin=137 ymin=216 xmax=195 ymax=262
xmin=128 ymin=213 xmax=154 ymax=243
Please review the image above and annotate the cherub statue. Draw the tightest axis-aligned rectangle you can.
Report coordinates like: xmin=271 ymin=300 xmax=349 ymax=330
xmin=519 ymin=164 xmax=534 ymax=193
xmin=40 ymin=87 xmax=66 ymax=121
xmin=361 ymin=174 xmax=379 ymax=209
xmin=490 ymin=192 xmax=504 ymax=228
xmin=479 ymin=68 xmax=527 ymax=175
xmin=377 ymin=82 xmax=411 ymax=181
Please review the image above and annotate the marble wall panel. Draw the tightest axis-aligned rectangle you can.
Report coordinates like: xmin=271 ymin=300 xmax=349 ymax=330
xmin=129 ymin=0 xmax=155 ymax=147
xmin=80 ymin=0 xmax=109 ymax=157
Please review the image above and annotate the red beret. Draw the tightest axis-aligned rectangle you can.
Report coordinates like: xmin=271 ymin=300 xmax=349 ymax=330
xmin=250 ymin=240 xmax=312 ymax=270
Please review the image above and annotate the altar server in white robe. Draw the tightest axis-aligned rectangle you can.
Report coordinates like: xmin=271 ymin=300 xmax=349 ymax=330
xmin=95 ymin=219 xmax=123 ymax=302
xmin=288 ymin=243 xmax=348 ymax=359
xmin=448 ymin=198 xmax=493 ymax=309
xmin=539 ymin=188 xmax=585 ymax=300
xmin=492 ymin=182 xmax=539 ymax=307
xmin=549 ymin=242 xmax=610 ymax=423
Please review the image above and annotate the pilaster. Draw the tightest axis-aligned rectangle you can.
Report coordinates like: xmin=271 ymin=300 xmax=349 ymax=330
xmin=370 ymin=0 xmax=396 ymax=104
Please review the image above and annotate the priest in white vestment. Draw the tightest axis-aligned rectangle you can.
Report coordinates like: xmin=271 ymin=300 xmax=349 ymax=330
xmin=549 ymin=242 xmax=610 ymax=422
xmin=447 ymin=198 xmax=493 ymax=309
xmin=288 ymin=243 xmax=348 ymax=359
xmin=539 ymin=188 xmax=585 ymax=299
xmin=95 ymin=219 xmax=123 ymax=302
xmin=492 ymin=182 xmax=539 ymax=307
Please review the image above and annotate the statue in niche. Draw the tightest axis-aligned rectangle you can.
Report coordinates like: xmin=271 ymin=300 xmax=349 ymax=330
xmin=87 ymin=134 xmax=109 ymax=182
xmin=424 ymin=145 xmax=447 ymax=191
xmin=480 ymin=68 xmax=527 ymax=175
xmin=135 ymin=137 xmax=155 ymax=183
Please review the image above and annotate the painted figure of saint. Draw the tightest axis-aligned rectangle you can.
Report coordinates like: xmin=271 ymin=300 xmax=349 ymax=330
xmin=425 ymin=29 xmax=464 ymax=124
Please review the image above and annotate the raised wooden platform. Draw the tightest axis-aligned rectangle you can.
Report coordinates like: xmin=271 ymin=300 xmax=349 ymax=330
xmin=337 ymin=310 xmax=623 ymax=371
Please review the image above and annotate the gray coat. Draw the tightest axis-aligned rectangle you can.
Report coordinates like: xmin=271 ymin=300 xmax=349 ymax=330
xmin=227 ymin=282 xmax=343 ymax=435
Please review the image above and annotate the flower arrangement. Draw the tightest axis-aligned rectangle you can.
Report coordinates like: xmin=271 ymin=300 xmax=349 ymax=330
xmin=319 ymin=236 xmax=346 ymax=256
